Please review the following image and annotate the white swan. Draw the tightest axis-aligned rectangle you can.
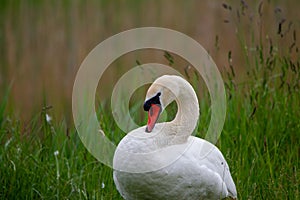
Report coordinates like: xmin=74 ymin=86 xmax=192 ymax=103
xmin=113 ymin=75 xmax=237 ymax=200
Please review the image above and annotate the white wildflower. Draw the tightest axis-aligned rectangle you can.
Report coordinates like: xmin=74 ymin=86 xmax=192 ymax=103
xmin=54 ymin=150 xmax=59 ymax=156
xmin=17 ymin=147 xmax=22 ymax=154
xmin=46 ymin=113 xmax=52 ymax=123
xmin=4 ymin=137 xmax=13 ymax=150
xmin=101 ymin=182 xmax=105 ymax=189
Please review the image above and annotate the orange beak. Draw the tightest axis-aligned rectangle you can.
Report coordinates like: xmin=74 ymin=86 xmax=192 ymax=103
xmin=146 ymin=104 xmax=162 ymax=133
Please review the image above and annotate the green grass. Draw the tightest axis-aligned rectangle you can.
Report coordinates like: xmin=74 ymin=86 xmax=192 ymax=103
xmin=1 ymin=58 xmax=299 ymax=199
xmin=0 ymin=95 xmax=130 ymax=199
xmin=0 ymin=111 xmax=119 ymax=199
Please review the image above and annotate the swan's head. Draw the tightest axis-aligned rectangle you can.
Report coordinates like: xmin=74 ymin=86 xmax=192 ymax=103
xmin=143 ymin=75 xmax=181 ymax=132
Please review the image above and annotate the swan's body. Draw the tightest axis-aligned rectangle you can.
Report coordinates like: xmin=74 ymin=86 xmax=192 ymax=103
xmin=113 ymin=75 xmax=237 ymax=200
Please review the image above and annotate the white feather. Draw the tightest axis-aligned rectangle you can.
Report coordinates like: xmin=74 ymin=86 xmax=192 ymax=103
xmin=113 ymin=75 xmax=237 ymax=200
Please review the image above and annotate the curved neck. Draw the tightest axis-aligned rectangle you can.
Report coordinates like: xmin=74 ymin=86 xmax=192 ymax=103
xmin=165 ymin=83 xmax=199 ymax=143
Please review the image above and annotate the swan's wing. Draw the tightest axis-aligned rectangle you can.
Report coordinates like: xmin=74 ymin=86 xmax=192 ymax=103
xmin=209 ymin=147 xmax=237 ymax=198
xmin=191 ymin=137 xmax=237 ymax=198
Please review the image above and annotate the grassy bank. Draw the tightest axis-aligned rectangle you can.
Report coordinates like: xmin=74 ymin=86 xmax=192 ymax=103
xmin=1 ymin=53 xmax=299 ymax=199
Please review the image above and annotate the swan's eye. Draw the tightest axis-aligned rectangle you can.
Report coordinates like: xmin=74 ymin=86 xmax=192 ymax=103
xmin=143 ymin=101 xmax=151 ymax=111
xmin=143 ymin=92 xmax=161 ymax=111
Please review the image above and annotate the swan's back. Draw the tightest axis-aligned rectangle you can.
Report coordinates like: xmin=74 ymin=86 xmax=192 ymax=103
xmin=113 ymin=132 xmax=237 ymax=200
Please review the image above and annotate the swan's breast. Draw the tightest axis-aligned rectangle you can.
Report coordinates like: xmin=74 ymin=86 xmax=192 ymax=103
xmin=113 ymin=136 xmax=231 ymax=199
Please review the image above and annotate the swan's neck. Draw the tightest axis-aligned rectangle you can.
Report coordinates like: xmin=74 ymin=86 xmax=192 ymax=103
xmin=165 ymin=84 xmax=199 ymax=143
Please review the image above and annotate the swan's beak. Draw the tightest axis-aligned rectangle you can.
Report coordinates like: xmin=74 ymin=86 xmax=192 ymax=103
xmin=145 ymin=104 xmax=162 ymax=133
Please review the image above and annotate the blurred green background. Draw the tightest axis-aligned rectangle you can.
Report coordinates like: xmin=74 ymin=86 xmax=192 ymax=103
xmin=0 ymin=0 xmax=299 ymax=121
